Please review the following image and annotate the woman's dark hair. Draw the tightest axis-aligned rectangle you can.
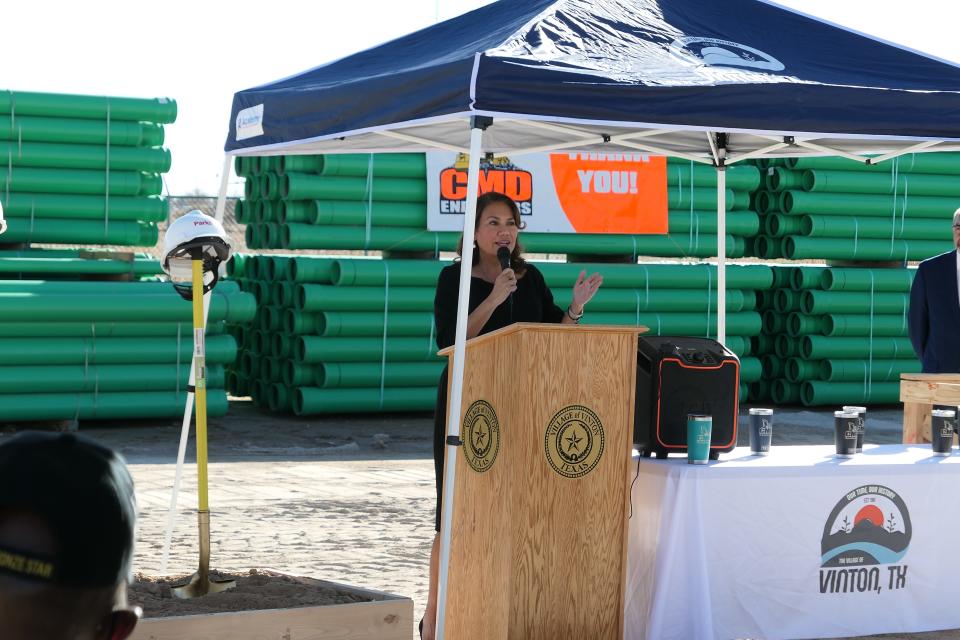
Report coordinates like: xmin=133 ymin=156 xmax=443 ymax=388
xmin=455 ymin=191 xmax=527 ymax=275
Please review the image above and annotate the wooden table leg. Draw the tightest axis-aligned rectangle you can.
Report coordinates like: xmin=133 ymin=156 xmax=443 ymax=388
xmin=902 ymin=402 xmax=930 ymax=444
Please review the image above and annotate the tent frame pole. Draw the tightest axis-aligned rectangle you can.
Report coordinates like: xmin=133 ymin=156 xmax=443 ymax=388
xmin=435 ymin=116 xmax=490 ymax=640
xmin=712 ymin=133 xmax=727 ymax=346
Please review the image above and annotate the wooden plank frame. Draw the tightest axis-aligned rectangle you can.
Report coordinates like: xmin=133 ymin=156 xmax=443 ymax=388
xmin=900 ymin=374 xmax=960 ymax=444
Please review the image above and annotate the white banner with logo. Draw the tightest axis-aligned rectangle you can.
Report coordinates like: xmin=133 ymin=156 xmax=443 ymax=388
xmin=425 ymin=151 xmax=668 ymax=234
xmin=625 ymin=445 xmax=960 ymax=639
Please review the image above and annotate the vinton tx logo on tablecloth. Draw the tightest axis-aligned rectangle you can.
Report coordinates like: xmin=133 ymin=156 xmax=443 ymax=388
xmin=819 ymin=485 xmax=912 ymax=594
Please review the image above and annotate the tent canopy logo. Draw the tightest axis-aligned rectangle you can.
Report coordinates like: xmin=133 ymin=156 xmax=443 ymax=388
xmin=670 ymin=37 xmax=785 ymax=72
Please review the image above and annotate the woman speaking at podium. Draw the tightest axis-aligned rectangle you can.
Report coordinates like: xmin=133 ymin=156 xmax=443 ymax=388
xmin=420 ymin=191 xmax=602 ymax=639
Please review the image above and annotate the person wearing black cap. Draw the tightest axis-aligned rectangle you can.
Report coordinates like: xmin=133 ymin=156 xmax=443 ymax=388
xmin=0 ymin=431 xmax=140 ymax=640
xmin=421 ymin=191 xmax=602 ymax=639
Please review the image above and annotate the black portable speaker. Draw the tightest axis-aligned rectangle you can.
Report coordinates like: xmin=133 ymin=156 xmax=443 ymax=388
xmin=634 ymin=336 xmax=740 ymax=459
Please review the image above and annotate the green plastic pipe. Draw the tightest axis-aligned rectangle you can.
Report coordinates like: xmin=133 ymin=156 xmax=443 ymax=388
xmin=1 ymin=218 xmax=155 ymax=245
xmin=725 ymin=336 xmax=750 ymax=356
xmin=739 ymin=357 xmax=762 ymax=383
xmin=0 ymin=116 xmax=164 ymax=146
xmin=780 ymin=190 xmax=959 ymax=217
xmin=268 ymin=383 xmax=294 ymax=412
xmin=786 ymin=153 xmax=960 ymax=174
xmin=803 ymin=169 xmax=960 ymax=196
xmin=800 ymin=336 xmax=914 ymax=359
xmin=774 ymin=290 xmax=803 ymax=313
xmin=318 ymin=153 xmax=427 ymax=178
xmin=0 ymin=167 xmax=161 ymax=196
xmin=762 ymin=310 xmax=786 ymax=333
xmin=785 ymin=358 xmax=821 ymax=383
xmin=0 ymin=141 xmax=171 ymax=172
xmin=0 ymin=257 xmax=162 ymax=277
xmin=278 ymin=156 xmax=323 ymax=174
xmin=666 ymin=163 xmax=760 ymax=190
xmin=761 ymin=355 xmax=785 ymax=379
xmin=669 ymin=188 xmax=743 ymax=211
xmin=284 ymin=310 xmax=321 ymax=334
xmin=799 ymin=381 xmax=900 ymax=406
xmin=294 ymin=386 xmax=435 ymax=415
xmin=822 ymin=314 xmax=909 ymax=337
xmin=774 ymin=335 xmax=802 ymax=358
xmin=0 ymin=91 xmax=177 ymax=123
xmin=771 ymin=380 xmax=801 ymax=404
xmin=818 ymin=359 xmax=921 ymax=382
xmin=245 ymin=177 xmax=260 ymax=199
xmin=754 ymin=236 xmax=786 ymax=259
xmin=297 ymin=283 xmax=750 ymax=313
xmin=332 ymin=259 xmax=774 ymax=290
xmin=0 ymin=335 xmax=237 ymax=366
xmin=584 ymin=312 xmax=761 ymax=336
xmin=784 ymin=237 xmax=951 ymax=261
xmin=280 ymin=224 xmax=747 ymax=257
xmin=282 ymin=174 xmax=428 ymax=201
xmin=0 ymin=278 xmax=239 ymax=294
xmin=318 ymin=362 xmax=446 ymax=388
xmin=0 ymin=322 xmax=224 ymax=338
xmin=764 ymin=168 xmax=806 ymax=192
xmin=283 ymin=362 xmax=319 ymax=387
xmin=0 ymin=292 xmax=254 ymax=323
xmin=296 ymin=336 xmax=439 ymax=364
xmin=753 ymin=335 xmax=776 ymax=355
xmin=789 ymin=266 xmax=828 ymax=291
xmin=0 ymin=390 xmax=228 ymax=422
xmin=749 ymin=380 xmax=771 ymax=402
xmin=820 ymin=269 xmax=914 ymax=292
xmin=800 ymin=215 xmax=953 ymax=240
xmin=800 ymin=290 xmax=908 ymax=315
xmin=318 ymin=311 xmax=435 ymax=337
xmin=764 ymin=213 xmax=804 ymax=237
xmin=0 ymin=193 xmax=167 ymax=220
xmin=786 ymin=313 xmax=827 ymax=337
xmin=310 ymin=200 xmax=426 ymax=226
xmin=0 ymin=364 xmax=224 ymax=394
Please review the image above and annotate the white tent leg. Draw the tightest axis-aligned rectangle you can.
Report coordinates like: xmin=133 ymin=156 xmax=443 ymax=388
xmin=716 ymin=166 xmax=726 ymax=346
xmin=435 ymin=122 xmax=485 ymax=640
xmin=214 ymin=154 xmax=232 ymax=224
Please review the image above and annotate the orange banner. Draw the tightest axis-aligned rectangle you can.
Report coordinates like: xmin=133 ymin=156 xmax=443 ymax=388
xmin=549 ymin=154 xmax=668 ymax=234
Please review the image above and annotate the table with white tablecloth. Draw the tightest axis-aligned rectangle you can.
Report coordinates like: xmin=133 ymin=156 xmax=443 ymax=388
xmin=624 ymin=445 xmax=960 ymax=640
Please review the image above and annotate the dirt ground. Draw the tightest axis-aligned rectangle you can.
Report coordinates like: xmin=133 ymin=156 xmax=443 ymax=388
xmin=36 ymin=400 xmax=960 ymax=639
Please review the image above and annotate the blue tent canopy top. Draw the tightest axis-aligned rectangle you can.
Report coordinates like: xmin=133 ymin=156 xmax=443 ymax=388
xmin=226 ymin=0 xmax=960 ymax=162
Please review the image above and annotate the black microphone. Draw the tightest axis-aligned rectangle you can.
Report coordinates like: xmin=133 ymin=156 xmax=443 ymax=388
xmin=497 ymin=246 xmax=511 ymax=271
xmin=497 ymin=246 xmax=514 ymax=320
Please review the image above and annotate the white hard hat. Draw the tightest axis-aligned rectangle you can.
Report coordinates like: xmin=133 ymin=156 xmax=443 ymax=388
xmin=161 ymin=210 xmax=230 ymax=274
xmin=161 ymin=210 xmax=231 ymax=299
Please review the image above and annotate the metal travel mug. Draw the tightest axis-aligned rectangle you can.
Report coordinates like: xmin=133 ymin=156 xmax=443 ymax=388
xmin=842 ymin=405 xmax=866 ymax=453
xmin=931 ymin=409 xmax=957 ymax=456
xmin=687 ymin=414 xmax=712 ymax=465
xmin=834 ymin=410 xmax=859 ymax=458
xmin=748 ymin=408 xmax=773 ymax=456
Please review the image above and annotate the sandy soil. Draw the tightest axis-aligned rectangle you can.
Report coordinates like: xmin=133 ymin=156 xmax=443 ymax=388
xmin=61 ymin=400 xmax=960 ymax=640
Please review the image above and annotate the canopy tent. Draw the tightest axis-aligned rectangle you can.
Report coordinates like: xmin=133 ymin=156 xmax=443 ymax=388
xmin=219 ymin=1 xmax=960 ymax=635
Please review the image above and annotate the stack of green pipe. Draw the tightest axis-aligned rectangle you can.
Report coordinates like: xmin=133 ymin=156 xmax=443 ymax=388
xmin=0 ymin=89 xmax=174 ymax=246
xmin=750 ymin=153 xmax=960 ymax=260
xmin=0 ymin=277 xmax=254 ymax=423
xmin=237 ymin=153 xmax=757 ymax=258
xmin=748 ymin=262 xmax=921 ymax=406
xmin=0 ymin=248 xmax=162 ymax=279
xmin=224 ymin=254 xmax=764 ymax=415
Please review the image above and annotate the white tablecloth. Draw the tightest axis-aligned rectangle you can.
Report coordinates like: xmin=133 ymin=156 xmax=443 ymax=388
xmin=625 ymin=445 xmax=960 ymax=639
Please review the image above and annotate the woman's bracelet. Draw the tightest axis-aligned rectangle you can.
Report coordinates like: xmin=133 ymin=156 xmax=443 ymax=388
xmin=567 ymin=305 xmax=584 ymax=322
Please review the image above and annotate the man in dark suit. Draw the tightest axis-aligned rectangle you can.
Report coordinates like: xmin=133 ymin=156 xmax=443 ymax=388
xmin=908 ymin=209 xmax=960 ymax=373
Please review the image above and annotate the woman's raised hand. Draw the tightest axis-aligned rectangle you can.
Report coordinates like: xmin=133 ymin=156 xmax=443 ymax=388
xmin=490 ymin=268 xmax=518 ymax=305
xmin=571 ymin=270 xmax=603 ymax=311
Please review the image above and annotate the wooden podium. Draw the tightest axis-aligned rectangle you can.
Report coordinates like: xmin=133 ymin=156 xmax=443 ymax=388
xmin=439 ymin=323 xmax=644 ymax=640
xmin=900 ymin=373 xmax=960 ymax=443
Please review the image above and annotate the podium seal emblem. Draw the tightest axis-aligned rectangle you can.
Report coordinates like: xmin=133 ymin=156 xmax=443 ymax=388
xmin=544 ymin=405 xmax=604 ymax=478
xmin=461 ymin=400 xmax=500 ymax=473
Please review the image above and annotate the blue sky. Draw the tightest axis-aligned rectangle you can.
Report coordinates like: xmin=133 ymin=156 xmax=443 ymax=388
xmin=3 ymin=0 xmax=956 ymax=196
